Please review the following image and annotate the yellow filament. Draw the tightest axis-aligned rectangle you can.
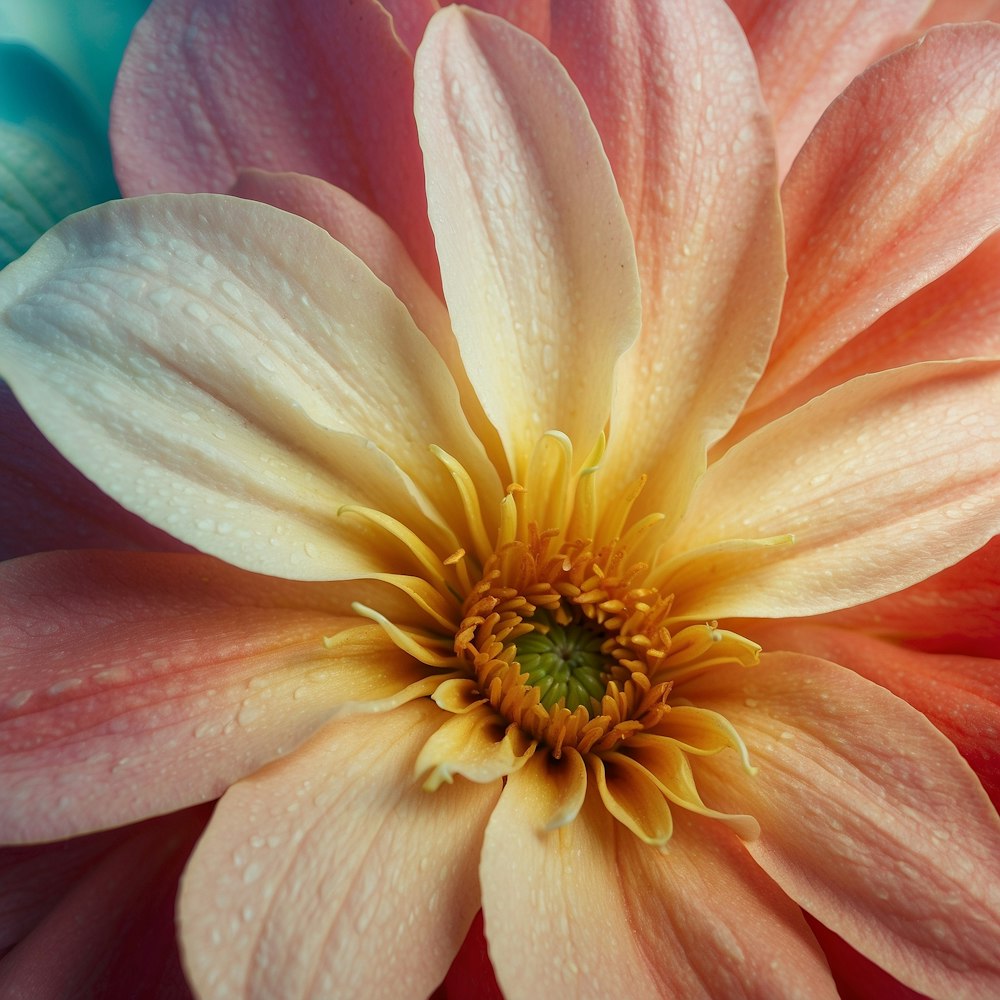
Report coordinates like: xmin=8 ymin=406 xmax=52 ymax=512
xmin=430 ymin=445 xmax=494 ymax=564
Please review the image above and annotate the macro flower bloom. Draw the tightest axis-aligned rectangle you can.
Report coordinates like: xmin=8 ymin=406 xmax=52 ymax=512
xmin=2 ymin=1 xmax=1000 ymax=998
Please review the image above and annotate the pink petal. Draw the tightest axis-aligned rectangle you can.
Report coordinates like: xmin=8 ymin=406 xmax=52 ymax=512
xmin=379 ymin=0 xmax=439 ymax=52
xmin=727 ymin=0 xmax=928 ymax=176
xmin=458 ymin=0 xmax=551 ymax=42
xmin=731 ymin=231 xmax=1000 ymax=442
xmin=178 ymin=701 xmax=498 ymax=999
xmin=746 ymin=622 xmax=1000 ymax=809
xmin=0 ymin=550 xmax=431 ymax=841
xmin=919 ymin=0 xmax=1000 ymax=28
xmin=667 ymin=361 xmax=1000 ymax=618
xmin=415 ymin=6 xmax=641 ymax=477
xmin=112 ymin=0 xmax=439 ymax=284
xmin=0 ymin=195 xmax=498 ymax=582
xmin=818 ymin=538 xmax=1000 ymax=659
xmin=748 ymin=23 xmax=1000 ymax=412
xmin=0 ymin=806 xmax=208 ymax=1000
xmin=691 ymin=651 xmax=1000 ymax=998
xmin=549 ymin=0 xmax=785 ymax=525
xmin=0 ymin=383 xmax=187 ymax=560
xmin=481 ymin=753 xmax=836 ymax=999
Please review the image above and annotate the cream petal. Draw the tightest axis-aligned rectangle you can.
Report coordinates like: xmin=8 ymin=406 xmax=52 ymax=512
xmin=750 ymin=23 xmax=1000 ymax=411
xmin=666 ymin=361 xmax=1000 ymax=618
xmin=415 ymin=6 xmax=641 ymax=477
xmin=178 ymin=701 xmax=498 ymax=1000
xmin=549 ymin=0 xmax=785 ymax=527
xmin=0 ymin=550 xmax=429 ymax=842
xmin=481 ymin=757 xmax=836 ymax=999
xmin=692 ymin=651 xmax=1000 ymax=999
xmin=0 ymin=194 xmax=499 ymax=581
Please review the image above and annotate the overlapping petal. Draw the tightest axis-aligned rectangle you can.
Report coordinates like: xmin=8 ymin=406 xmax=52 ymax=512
xmin=0 ymin=806 xmax=206 ymax=1000
xmin=0 ymin=194 xmax=499 ymax=581
xmin=747 ymin=623 xmax=1000 ymax=808
xmin=0 ymin=383 xmax=186 ymax=559
xmin=818 ymin=537 xmax=1000 ymax=658
xmin=179 ymin=701 xmax=498 ymax=1000
xmin=726 ymin=0 xmax=928 ymax=176
xmin=414 ymin=6 xmax=641 ymax=476
xmin=111 ymin=0 xmax=438 ymax=283
xmin=548 ymin=0 xmax=785 ymax=525
xmin=692 ymin=652 xmax=1000 ymax=999
xmin=664 ymin=361 xmax=1000 ymax=619
xmin=0 ymin=551 xmax=431 ymax=841
xmin=746 ymin=23 xmax=1000 ymax=413
xmin=481 ymin=755 xmax=836 ymax=999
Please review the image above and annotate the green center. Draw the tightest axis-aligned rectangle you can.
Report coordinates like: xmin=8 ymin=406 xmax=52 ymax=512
xmin=513 ymin=608 xmax=609 ymax=712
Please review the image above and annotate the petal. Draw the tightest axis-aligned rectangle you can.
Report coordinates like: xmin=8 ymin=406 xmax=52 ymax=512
xmin=379 ymin=0 xmax=438 ymax=53
xmin=692 ymin=651 xmax=1000 ymax=999
xmin=665 ymin=361 xmax=1000 ymax=618
xmin=111 ymin=0 xmax=438 ymax=283
xmin=415 ymin=6 xmax=641 ymax=476
xmin=0 ymin=550 xmax=429 ymax=841
xmin=228 ymin=168 xmax=505 ymax=469
xmin=818 ymin=536 xmax=1000 ymax=658
xmin=919 ymin=0 xmax=1000 ymax=29
xmin=461 ymin=0 xmax=551 ymax=43
xmin=747 ymin=622 xmax=1000 ymax=809
xmin=549 ymin=0 xmax=785 ymax=525
xmin=178 ymin=701 xmax=499 ymax=1000
xmin=416 ymin=704 xmax=535 ymax=790
xmin=0 ymin=806 xmax=207 ymax=1000
xmin=0 ymin=195 xmax=499 ymax=582
xmin=733 ymin=230 xmax=1000 ymax=441
xmin=726 ymin=0 xmax=928 ymax=177
xmin=0 ymin=382 xmax=187 ymax=559
xmin=481 ymin=755 xmax=836 ymax=999
xmin=0 ymin=43 xmax=117 ymax=266
xmin=0 ymin=0 xmax=149 ymax=124
xmin=748 ymin=23 xmax=1000 ymax=411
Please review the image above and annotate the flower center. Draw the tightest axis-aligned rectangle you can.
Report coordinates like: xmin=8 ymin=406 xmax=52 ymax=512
xmin=453 ymin=530 xmax=675 ymax=757
xmin=513 ymin=608 xmax=607 ymax=711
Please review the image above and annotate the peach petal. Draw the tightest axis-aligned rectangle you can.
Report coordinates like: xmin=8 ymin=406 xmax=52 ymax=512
xmin=692 ymin=651 xmax=1000 ymax=999
xmin=481 ymin=758 xmax=836 ymax=998
xmin=669 ymin=361 xmax=1000 ymax=618
xmin=111 ymin=0 xmax=438 ymax=284
xmin=178 ymin=701 xmax=498 ymax=1000
xmin=727 ymin=0 xmax=928 ymax=176
xmin=731 ymin=231 xmax=1000 ymax=443
xmin=415 ymin=6 xmax=641 ymax=476
xmin=0 ymin=194 xmax=499 ymax=582
xmin=749 ymin=23 xmax=1000 ymax=410
xmin=0 ymin=806 xmax=209 ymax=1000
xmin=416 ymin=704 xmax=535 ymax=790
xmin=549 ymin=0 xmax=785 ymax=526
xmin=747 ymin=622 xmax=1000 ymax=809
xmin=0 ymin=550 xmax=428 ymax=842
xmin=589 ymin=753 xmax=673 ymax=845
xmin=0 ymin=383 xmax=187 ymax=560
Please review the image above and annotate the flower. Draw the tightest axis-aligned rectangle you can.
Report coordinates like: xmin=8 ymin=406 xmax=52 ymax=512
xmin=0 ymin=0 xmax=151 ymax=267
xmin=2 ymin=2 xmax=1000 ymax=999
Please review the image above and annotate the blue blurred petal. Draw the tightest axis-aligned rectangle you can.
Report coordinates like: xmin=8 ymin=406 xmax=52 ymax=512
xmin=0 ymin=43 xmax=117 ymax=267
xmin=0 ymin=0 xmax=150 ymax=124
